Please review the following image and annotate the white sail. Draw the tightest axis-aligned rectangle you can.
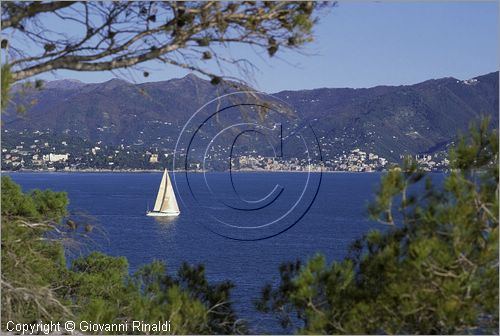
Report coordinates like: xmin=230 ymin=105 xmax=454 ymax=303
xmin=160 ymin=171 xmax=180 ymax=213
xmin=149 ymin=169 xmax=180 ymax=216
xmin=153 ymin=170 xmax=167 ymax=212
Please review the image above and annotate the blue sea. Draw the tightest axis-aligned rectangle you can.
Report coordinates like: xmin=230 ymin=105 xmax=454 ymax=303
xmin=7 ymin=172 xmax=384 ymax=333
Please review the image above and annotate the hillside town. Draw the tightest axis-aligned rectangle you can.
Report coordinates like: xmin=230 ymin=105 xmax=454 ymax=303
xmin=1 ymin=129 xmax=451 ymax=172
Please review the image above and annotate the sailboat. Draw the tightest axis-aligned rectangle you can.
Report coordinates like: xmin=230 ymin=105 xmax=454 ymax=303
xmin=147 ymin=169 xmax=180 ymax=217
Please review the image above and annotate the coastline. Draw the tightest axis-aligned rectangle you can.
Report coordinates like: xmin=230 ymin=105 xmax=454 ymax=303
xmin=1 ymin=169 xmax=388 ymax=174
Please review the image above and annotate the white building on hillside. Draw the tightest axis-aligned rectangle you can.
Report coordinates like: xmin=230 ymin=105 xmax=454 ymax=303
xmin=42 ymin=153 xmax=69 ymax=162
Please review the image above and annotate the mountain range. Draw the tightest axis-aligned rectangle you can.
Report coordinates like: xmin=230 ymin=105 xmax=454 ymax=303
xmin=3 ymin=71 xmax=498 ymax=162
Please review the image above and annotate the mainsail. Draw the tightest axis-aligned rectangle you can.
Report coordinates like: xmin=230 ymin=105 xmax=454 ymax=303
xmin=152 ymin=169 xmax=179 ymax=213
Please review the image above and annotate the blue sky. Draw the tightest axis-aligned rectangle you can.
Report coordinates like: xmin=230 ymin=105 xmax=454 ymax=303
xmin=36 ymin=1 xmax=499 ymax=92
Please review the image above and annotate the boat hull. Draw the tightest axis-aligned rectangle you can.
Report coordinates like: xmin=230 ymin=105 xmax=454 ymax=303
xmin=146 ymin=211 xmax=180 ymax=217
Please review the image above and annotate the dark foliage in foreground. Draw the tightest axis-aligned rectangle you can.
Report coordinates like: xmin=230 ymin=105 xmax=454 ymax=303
xmin=1 ymin=175 xmax=246 ymax=334
xmin=256 ymin=119 xmax=499 ymax=334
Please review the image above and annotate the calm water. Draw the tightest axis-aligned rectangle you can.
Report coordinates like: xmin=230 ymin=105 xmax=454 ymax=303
xmin=7 ymin=172 xmax=383 ymax=332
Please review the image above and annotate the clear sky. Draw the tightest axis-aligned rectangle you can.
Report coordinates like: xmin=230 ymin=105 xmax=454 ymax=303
xmin=36 ymin=1 xmax=499 ymax=93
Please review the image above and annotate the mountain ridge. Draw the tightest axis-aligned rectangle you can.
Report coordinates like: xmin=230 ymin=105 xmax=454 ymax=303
xmin=20 ymin=71 xmax=497 ymax=92
xmin=3 ymin=71 xmax=498 ymax=162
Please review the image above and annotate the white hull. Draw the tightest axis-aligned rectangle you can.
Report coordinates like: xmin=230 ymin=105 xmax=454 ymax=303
xmin=147 ymin=211 xmax=180 ymax=217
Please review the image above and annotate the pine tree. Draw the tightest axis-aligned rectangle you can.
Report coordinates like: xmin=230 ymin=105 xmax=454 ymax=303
xmin=257 ymin=119 xmax=499 ymax=334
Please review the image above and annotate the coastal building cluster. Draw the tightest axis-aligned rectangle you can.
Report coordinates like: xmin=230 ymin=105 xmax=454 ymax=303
xmin=414 ymin=153 xmax=450 ymax=171
xmin=234 ymin=155 xmax=323 ymax=172
xmin=230 ymin=148 xmax=448 ymax=172
xmin=1 ymin=129 xmax=450 ymax=172
xmin=1 ymin=129 xmax=170 ymax=171
xmin=326 ymin=149 xmax=389 ymax=172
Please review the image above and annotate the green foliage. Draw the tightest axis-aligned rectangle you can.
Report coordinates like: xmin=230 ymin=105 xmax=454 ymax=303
xmin=1 ymin=63 xmax=45 ymax=113
xmin=257 ymin=119 xmax=499 ymax=334
xmin=64 ymin=254 xmax=246 ymax=334
xmin=1 ymin=175 xmax=38 ymax=218
xmin=1 ymin=176 xmax=72 ymax=324
xmin=35 ymin=79 xmax=45 ymax=89
xmin=1 ymin=176 xmax=68 ymax=220
xmin=30 ymin=189 xmax=69 ymax=221
xmin=126 ymin=261 xmax=246 ymax=334
xmin=1 ymin=175 xmax=244 ymax=334
xmin=67 ymin=252 xmax=136 ymax=329
xmin=1 ymin=63 xmax=12 ymax=110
